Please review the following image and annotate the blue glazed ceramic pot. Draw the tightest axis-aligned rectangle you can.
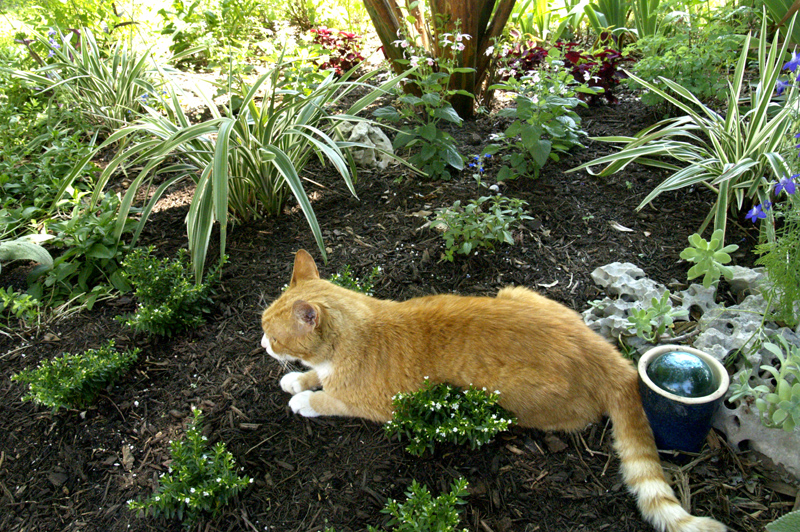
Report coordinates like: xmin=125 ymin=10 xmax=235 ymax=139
xmin=638 ymin=345 xmax=730 ymax=453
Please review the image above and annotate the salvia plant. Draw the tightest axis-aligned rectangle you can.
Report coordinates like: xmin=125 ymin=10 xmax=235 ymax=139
xmin=118 ymin=247 xmax=223 ymax=337
xmin=11 ymin=339 xmax=140 ymax=411
xmin=679 ymin=229 xmax=739 ymax=289
xmin=729 ymin=335 xmax=800 ymax=433
xmin=486 ymin=50 xmax=589 ymax=180
xmin=329 ymin=264 xmax=381 ymax=295
xmin=373 ymin=26 xmax=472 ymax=180
xmin=367 ymin=478 xmax=470 ymax=532
xmin=128 ymin=408 xmax=252 ymax=527
xmin=384 ymin=379 xmax=516 ymax=456
xmin=625 ymin=290 xmax=688 ymax=343
xmin=431 ymin=195 xmax=532 ymax=262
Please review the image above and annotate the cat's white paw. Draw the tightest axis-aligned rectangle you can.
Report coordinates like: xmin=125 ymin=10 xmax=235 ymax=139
xmin=280 ymin=372 xmax=307 ymax=395
xmin=288 ymin=390 xmax=320 ymax=417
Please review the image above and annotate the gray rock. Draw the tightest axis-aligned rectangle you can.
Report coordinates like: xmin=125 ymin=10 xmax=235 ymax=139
xmin=336 ymin=121 xmax=394 ymax=169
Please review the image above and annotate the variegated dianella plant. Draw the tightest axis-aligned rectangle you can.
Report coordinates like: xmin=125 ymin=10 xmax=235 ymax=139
xmin=55 ymin=64 xmax=412 ymax=282
xmin=570 ymin=12 xmax=800 ymax=250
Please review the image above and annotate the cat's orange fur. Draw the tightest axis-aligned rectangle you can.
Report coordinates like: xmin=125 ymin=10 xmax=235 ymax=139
xmin=260 ymin=250 xmax=726 ymax=532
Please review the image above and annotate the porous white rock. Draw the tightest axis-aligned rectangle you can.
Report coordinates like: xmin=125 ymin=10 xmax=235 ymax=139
xmin=336 ymin=121 xmax=394 ymax=169
xmin=584 ymin=263 xmax=800 ymax=479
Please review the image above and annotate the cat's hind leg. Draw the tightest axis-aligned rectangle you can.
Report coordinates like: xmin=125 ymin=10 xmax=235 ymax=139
xmin=280 ymin=370 xmax=321 ymax=394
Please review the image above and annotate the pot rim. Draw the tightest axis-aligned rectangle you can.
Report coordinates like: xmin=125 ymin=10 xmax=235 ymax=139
xmin=638 ymin=344 xmax=730 ymax=405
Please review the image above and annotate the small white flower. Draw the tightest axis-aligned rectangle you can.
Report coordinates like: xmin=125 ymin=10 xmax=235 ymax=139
xmin=583 ymin=71 xmax=591 ymax=81
xmin=185 ymin=497 xmax=190 ymax=503
xmin=485 ymin=45 xmax=494 ymax=56
xmin=454 ymin=42 xmax=465 ymax=52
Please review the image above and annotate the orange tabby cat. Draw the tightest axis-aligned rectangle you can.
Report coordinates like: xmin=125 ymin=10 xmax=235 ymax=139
xmin=260 ymin=250 xmax=726 ymax=532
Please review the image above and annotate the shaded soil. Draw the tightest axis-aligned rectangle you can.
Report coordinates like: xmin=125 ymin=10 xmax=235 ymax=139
xmin=1 ymin=91 xmax=798 ymax=532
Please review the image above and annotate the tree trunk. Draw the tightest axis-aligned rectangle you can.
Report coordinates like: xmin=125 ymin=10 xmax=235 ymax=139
xmin=362 ymin=0 xmax=517 ymax=118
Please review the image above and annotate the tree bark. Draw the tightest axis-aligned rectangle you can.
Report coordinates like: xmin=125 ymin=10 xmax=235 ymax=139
xmin=362 ymin=0 xmax=517 ymax=118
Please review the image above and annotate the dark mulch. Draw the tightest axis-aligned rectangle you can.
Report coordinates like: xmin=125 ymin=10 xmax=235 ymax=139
xmin=1 ymin=92 xmax=797 ymax=532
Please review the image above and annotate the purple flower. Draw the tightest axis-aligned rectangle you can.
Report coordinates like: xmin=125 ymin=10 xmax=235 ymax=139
xmin=47 ymin=28 xmax=57 ymax=37
xmin=777 ymin=79 xmax=790 ymax=96
xmin=775 ymin=174 xmax=797 ymax=195
xmin=784 ymin=51 xmax=800 ymax=72
xmin=746 ymin=204 xmax=768 ymax=223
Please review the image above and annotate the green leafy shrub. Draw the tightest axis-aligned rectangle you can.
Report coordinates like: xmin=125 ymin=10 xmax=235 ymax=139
xmin=729 ymin=335 xmax=800 ymax=433
xmin=431 ymin=195 xmax=532 ymax=262
xmin=329 ymin=264 xmax=381 ymax=294
xmin=128 ymin=408 xmax=252 ymax=527
xmin=368 ymin=478 xmax=469 ymax=532
xmin=31 ymin=191 xmax=134 ymax=308
xmin=11 ymin=339 xmax=140 ymax=411
xmin=119 ymin=247 xmax=222 ymax=337
xmin=486 ymin=50 xmax=589 ymax=180
xmin=625 ymin=290 xmax=688 ymax=343
xmin=624 ymin=6 xmax=747 ymax=105
xmin=373 ymin=26 xmax=470 ymax=180
xmin=385 ymin=379 xmax=516 ymax=456
xmin=0 ymin=287 xmax=40 ymax=327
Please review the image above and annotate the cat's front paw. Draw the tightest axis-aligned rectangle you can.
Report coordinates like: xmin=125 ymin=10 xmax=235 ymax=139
xmin=280 ymin=372 xmax=307 ymax=395
xmin=288 ymin=390 xmax=320 ymax=417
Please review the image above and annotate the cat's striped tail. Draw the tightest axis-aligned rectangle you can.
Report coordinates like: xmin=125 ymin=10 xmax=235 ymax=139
xmin=608 ymin=376 xmax=726 ymax=532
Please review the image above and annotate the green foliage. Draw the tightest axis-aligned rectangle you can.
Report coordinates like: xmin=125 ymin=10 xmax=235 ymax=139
xmin=128 ymin=408 xmax=252 ymax=527
xmin=10 ymin=28 xmax=166 ymax=135
xmin=572 ymin=15 xmax=795 ymax=248
xmin=373 ymin=27 xmax=471 ymax=180
xmin=756 ymin=198 xmax=800 ymax=327
xmin=368 ymin=478 xmax=469 ymax=532
xmin=487 ymin=52 xmax=588 ymax=180
xmin=157 ymin=0 xmax=272 ymax=70
xmin=729 ymin=335 xmax=800 ymax=433
xmin=31 ymin=191 xmax=134 ymax=308
xmin=625 ymin=290 xmax=688 ymax=343
xmin=0 ymin=287 xmax=40 ymax=327
xmin=625 ymin=7 xmax=745 ymax=106
xmin=766 ymin=509 xmax=800 ymax=532
xmin=118 ymin=247 xmax=221 ymax=337
xmin=61 ymin=63 xmax=410 ymax=282
xmin=14 ymin=0 xmax=143 ymax=37
xmin=431 ymin=195 xmax=532 ymax=262
xmin=329 ymin=264 xmax=381 ymax=295
xmin=679 ymin=230 xmax=738 ymax=289
xmin=11 ymin=339 xmax=140 ymax=411
xmin=385 ymin=379 xmax=516 ymax=457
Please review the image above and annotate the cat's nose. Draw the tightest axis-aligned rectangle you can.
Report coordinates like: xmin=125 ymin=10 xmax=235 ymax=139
xmin=261 ymin=334 xmax=269 ymax=349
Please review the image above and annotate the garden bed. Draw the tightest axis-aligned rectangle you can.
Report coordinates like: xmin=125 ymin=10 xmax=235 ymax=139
xmin=0 ymin=91 xmax=796 ymax=532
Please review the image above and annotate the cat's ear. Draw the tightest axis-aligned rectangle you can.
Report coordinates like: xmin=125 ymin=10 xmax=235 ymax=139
xmin=290 ymin=249 xmax=320 ymax=287
xmin=292 ymin=300 xmax=320 ymax=333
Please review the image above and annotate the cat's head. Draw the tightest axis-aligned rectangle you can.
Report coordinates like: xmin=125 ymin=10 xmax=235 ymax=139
xmin=260 ymin=249 xmax=329 ymax=367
